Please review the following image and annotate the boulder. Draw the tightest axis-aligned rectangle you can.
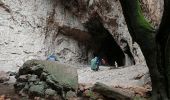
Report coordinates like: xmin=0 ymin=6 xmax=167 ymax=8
xmin=29 ymin=84 xmax=45 ymax=97
xmin=27 ymin=74 xmax=38 ymax=82
xmin=14 ymin=82 xmax=26 ymax=92
xmin=45 ymin=89 xmax=57 ymax=96
xmin=15 ymin=60 xmax=78 ymax=99
xmin=17 ymin=75 xmax=28 ymax=82
xmin=18 ymin=60 xmax=78 ymax=90
xmin=66 ymin=91 xmax=77 ymax=99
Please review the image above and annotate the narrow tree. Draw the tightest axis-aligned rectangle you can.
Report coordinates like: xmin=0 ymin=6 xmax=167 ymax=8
xmin=119 ymin=0 xmax=170 ymax=99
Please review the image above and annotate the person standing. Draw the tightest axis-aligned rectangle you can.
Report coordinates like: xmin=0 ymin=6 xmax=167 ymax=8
xmin=91 ymin=57 xmax=100 ymax=71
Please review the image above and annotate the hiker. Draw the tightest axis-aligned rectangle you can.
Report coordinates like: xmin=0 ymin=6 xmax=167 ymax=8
xmin=47 ymin=54 xmax=58 ymax=61
xmin=91 ymin=57 xmax=101 ymax=71
xmin=101 ymin=56 xmax=109 ymax=66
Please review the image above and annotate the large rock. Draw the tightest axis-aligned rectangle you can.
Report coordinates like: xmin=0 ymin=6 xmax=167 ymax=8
xmin=29 ymin=84 xmax=45 ymax=97
xmin=15 ymin=60 xmax=78 ymax=98
xmin=19 ymin=60 xmax=78 ymax=90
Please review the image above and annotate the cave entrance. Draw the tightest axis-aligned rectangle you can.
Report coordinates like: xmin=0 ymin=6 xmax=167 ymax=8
xmin=84 ymin=16 xmax=134 ymax=66
xmin=96 ymin=34 xmax=125 ymax=66
xmin=58 ymin=15 xmax=135 ymax=67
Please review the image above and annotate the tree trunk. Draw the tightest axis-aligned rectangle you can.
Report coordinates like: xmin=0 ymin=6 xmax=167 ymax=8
xmin=119 ymin=0 xmax=169 ymax=99
xmin=165 ymin=35 xmax=170 ymax=97
xmin=156 ymin=0 xmax=170 ymax=98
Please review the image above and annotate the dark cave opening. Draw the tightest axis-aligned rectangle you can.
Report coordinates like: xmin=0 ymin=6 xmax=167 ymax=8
xmin=84 ymin=16 xmax=126 ymax=66
xmin=97 ymin=34 xmax=126 ymax=66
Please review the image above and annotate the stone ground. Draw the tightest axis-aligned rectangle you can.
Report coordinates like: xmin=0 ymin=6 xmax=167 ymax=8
xmin=78 ymin=65 xmax=150 ymax=87
xmin=0 ymin=64 xmax=151 ymax=99
xmin=78 ymin=65 xmax=151 ymax=97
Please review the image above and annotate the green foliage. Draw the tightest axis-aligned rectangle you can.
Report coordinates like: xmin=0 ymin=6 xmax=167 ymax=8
xmin=119 ymin=0 xmax=155 ymax=42
xmin=135 ymin=0 xmax=153 ymax=32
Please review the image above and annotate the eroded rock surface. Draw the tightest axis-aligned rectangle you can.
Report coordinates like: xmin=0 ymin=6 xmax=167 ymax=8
xmin=0 ymin=0 xmax=163 ymax=72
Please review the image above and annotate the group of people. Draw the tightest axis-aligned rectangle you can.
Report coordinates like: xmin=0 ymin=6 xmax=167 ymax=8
xmin=90 ymin=56 xmax=108 ymax=71
xmin=46 ymin=54 xmax=107 ymax=71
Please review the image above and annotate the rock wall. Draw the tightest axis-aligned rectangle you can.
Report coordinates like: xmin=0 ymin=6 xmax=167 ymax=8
xmin=0 ymin=0 xmax=89 ymax=71
xmin=0 ymin=0 xmax=164 ymax=72
xmin=44 ymin=1 xmax=91 ymax=65
xmin=60 ymin=0 xmax=145 ymax=64
xmin=0 ymin=0 xmax=49 ymax=71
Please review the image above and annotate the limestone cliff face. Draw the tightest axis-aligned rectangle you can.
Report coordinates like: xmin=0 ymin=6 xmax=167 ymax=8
xmin=0 ymin=0 xmax=91 ymax=71
xmin=0 ymin=0 xmax=163 ymax=71
xmin=0 ymin=0 xmax=49 ymax=71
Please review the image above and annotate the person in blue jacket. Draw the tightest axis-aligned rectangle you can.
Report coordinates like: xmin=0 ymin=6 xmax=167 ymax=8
xmin=91 ymin=57 xmax=101 ymax=71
